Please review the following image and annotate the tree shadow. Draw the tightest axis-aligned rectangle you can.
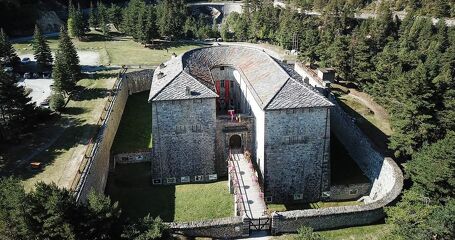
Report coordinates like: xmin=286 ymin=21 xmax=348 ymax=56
xmin=336 ymin=97 xmax=392 ymax=157
xmin=0 ymin=119 xmax=100 ymax=180
xmin=63 ymin=107 xmax=86 ymax=115
xmin=72 ymin=86 xmax=109 ymax=101
xmin=146 ymin=41 xmax=208 ymax=50
xmin=105 ymin=163 xmax=176 ymax=222
xmin=331 ymin=133 xmax=370 ymax=185
xmin=82 ymin=32 xmax=128 ymax=42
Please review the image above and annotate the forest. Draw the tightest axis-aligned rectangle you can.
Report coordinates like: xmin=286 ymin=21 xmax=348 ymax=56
xmin=0 ymin=0 xmax=454 ymax=239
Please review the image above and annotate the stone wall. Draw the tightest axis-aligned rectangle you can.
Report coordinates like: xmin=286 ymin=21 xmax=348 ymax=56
xmin=151 ymin=98 xmax=217 ymax=184
xmin=215 ymin=115 xmax=254 ymax=177
xmin=168 ymin=217 xmax=247 ymax=239
xmin=125 ymin=69 xmax=154 ymax=94
xmin=113 ymin=151 xmax=153 ymax=164
xmin=264 ymin=107 xmax=331 ymax=203
xmin=270 ymin=92 xmax=403 ymax=234
xmin=74 ymin=69 xmax=153 ymax=202
xmin=329 ymin=183 xmax=371 ymax=201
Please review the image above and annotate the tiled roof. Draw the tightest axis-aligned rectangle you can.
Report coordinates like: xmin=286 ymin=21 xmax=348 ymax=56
xmin=153 ymin=71 xmax=218 ymax=101
xmin=266 ymin=78 xmax=333 ymax=110
xmin=149 ymin=45 xmax=332 ymax=109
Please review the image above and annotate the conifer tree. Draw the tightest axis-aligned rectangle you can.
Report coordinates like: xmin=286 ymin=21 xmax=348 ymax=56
xmin=67 ymin=1 xmax=85 ymax=39
xmin=327 ymin=35 xmax=352 ymax=82
xmin=0 ymin=28 xmax=20 ymax=69
xmin=32 ymin=25 xmax=53 ymax=70
xmin=88 ymin=1 xmax=98 ymax=30
xmin=52 ymin=27 xmax=79 ymax=97
xmin=0 ymin=71 xmax=36 ymax=141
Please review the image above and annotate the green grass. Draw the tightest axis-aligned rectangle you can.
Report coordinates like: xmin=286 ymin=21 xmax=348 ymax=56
xmin=105 ymin=163 xmax=233 ymax=222
xmin=111 ymin=91 xmax=152 ymax=153
xmin=274 ymin=224 xmax=391 ymax=240
xmin=19 ymin=72 xmax=117 ymax=191
xmin=13 ymin=32 xmax=204 ymax=66
xmin=268 ymin=200 xmax=361 ymax=213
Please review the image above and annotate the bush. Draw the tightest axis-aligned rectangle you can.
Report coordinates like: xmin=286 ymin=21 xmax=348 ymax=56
xmin=49 ymin=91 xmax=65 ymax=111
xmin=295 ymin=226 xmax=327 ymax=240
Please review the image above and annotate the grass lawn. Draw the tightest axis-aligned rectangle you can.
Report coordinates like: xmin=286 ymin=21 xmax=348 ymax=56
xmin=22 ymin=72 xmax=116 ymax=190
xmin=267 ymin=200 xmax=361 ymax=213
xmin=111 ymin=91 xmax=152 ymax=153
xmin=105 ymin=163 xmax=233 ymax=222
xmin=275 ymin=223 xmax=391 ymax=240
xmin=13 ymin=32 xmax=205 ymax=66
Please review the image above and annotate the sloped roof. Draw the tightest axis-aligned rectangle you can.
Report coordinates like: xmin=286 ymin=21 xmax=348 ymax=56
xmin=149 ymin=45 xmax=333 ymax=109
xmin=153 ymin=71 xmax=218 ymax=101
xmin=266 ymin=78 xmax=333 ymax=109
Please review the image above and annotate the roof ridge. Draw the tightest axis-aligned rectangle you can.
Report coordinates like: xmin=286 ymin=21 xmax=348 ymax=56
xmin=150 ymin=70 xmax=182 ymax=101
xmin=264 ymin=77 xmax=291 ymax=109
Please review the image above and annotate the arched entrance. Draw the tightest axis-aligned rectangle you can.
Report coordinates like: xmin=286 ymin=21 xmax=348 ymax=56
xmin=229 ymin=134 xmax=242 ymax=149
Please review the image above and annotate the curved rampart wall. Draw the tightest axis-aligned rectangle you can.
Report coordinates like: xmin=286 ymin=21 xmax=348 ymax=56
xmin=270 ymin=93 xmax=403 ymax=234
xmin=74 ymin=69 xmax=153 ymax=202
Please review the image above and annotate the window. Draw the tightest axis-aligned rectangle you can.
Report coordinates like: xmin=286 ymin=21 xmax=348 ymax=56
xmin=322 ymin=191 xmax=331 ymax=198
xmin=230 ymin=80 xmax=234 ymax=88
xmin=220 ymin=66 xmax=225 ymax=70
xmin=220 ymin=80 xmax=225 ymax=87
xmin=166 ymin=178 xmax=176 ymax=184
xmin=135 ymin=155 xmax=144 ymax=161
xmin=194 ymin=175 xmax=204 ymax=182
xmin=175 ymin=125 xmax=186 ymax=134
xmin=293 ymin=193 xmax=303 ymax=200
xmin=265 ymin=196 xmax=273 ymax=203
xmin=181 ymin=176 xmax=190 ymax=183
xmin=349 ymin=189 xmax=358 ymax=195
xmin=208 ymin=174 xmax=218 ymax=181
xmin=191 ymin=124 xmax=202 ymax=132
xmin=152 ymin=179 xmax=162 ymax=185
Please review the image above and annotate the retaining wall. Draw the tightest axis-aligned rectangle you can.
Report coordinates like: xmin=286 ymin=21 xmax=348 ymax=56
xmin=113 ymin=151 xmax=153 ymax=164
xmin=73 ymin=69 xmax=153 ymax=202
xmin=168 ymin=217 xmax=247 ymax=239
xmin=270 ymin=93 xmax=403 ymax=234
xmin=329 ymin=183 xmax=371 ymax=201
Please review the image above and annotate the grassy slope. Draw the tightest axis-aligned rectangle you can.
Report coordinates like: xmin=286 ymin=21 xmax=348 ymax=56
xmin=111 ymin=91 xmax=152 ymax=153
xmin=105 ymin=163 xmax=232 ymax=222
xmin=22 ymin=73 xmax=116 ymax=190
xmin=275 ymin=224 xmax=391 ymax=240
xmin=13 ymin=33 xmax=204 ymax=66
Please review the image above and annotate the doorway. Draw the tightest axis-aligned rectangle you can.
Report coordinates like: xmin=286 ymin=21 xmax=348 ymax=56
xmin=229 ymin=134 xmax=242 ymax=149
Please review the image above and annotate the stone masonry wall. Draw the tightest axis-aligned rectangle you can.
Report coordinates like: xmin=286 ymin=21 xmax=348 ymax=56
xmin=270 ymin=92 xmax=403 ymax=234
xmin=151 ymin=98 xmax=217 ymax=183
xmin=329 ymin=183 xmax=371 ymax=201
xmin=76 ymin=69 xmax=153 ymax=202
xmin=264 ymin=107 xmax=331 ymax=203
xmin=113 ymin=151 xmax=153 ymax=164
xmin=168 ymin=217 xmax=246 ymax=239
xmin=215 ymin=115 xmax=254 ymax=177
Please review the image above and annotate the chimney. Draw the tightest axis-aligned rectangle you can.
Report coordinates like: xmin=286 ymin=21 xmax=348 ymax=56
xmin=157 ymin=72 xmax=165 ymax=79
xmin=185 ymin=86 xmax=191 ymax=96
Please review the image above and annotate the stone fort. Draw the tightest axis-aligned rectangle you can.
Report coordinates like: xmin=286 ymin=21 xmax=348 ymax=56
xmin=148 ymin=45 xmax=333 ymax=203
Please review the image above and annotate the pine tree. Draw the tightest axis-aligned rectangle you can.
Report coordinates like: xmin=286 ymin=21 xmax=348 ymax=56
xmin=0 ymin=28 xmax=20 ymax=69
xmin=88 ymin=1 xmax=98 ymax=30
xmin=0 ymin=71 xmax=36 ymax=141
xmin=32 ymin=25 xmax=53 ymax=71
xmin=327 ymin=35 xmax=352 ymax=82
xmin=98 ymin=1 xmax=109 ymax=36
xmin=52 ymin=27 xmax=79 ymax=97
xmin=0 ymin=177 xmax=30 ymax=239
xmin=67 ymin=1 xmax=85 ymax=39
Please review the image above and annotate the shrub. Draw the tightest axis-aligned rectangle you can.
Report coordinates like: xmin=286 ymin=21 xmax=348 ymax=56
xmin=295 ymin=226 xmax=327 ymax=240
xmin=50 ymin=91 xmax=65 ymax=111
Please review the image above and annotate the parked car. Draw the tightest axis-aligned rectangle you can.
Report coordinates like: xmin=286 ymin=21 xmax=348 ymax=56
xmin=21 ymin=57 xmax=31 ymax=64
xmin=40 ymin=97 xmax=50 ymax=108
xmin=23 ymin=72 xmax=31 ymax=79
xmin=43 ymin=71 xmax=51 ymax=78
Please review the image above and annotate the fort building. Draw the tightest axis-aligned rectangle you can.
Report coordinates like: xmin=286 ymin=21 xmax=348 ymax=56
xmin=148 ymin=45 xmax=334 ymax=203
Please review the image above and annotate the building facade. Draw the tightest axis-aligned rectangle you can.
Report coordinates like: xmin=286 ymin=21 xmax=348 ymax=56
xmin=149 ymin=46 xmax=333 ymax=202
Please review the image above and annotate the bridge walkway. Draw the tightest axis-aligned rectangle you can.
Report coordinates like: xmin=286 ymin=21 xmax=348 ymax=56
xmin=229 ymin=149 xmax=268 ymax=219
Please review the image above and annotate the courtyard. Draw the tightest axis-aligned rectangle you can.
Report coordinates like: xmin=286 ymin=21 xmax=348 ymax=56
xmin=105 ymin=162 xmax=233 ymax=222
